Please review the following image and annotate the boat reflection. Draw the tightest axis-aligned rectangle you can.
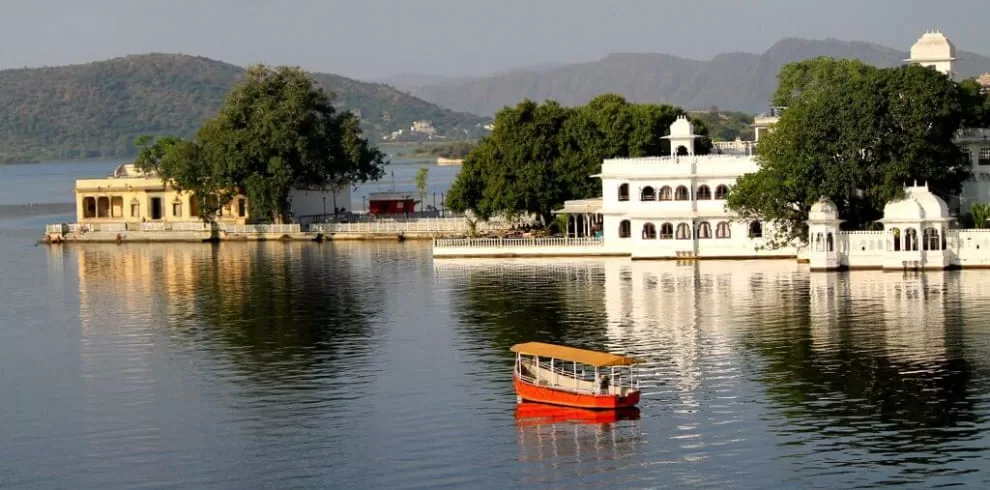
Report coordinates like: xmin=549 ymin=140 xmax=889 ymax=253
xmin=515 ymin=402 xmax=643 ymax=483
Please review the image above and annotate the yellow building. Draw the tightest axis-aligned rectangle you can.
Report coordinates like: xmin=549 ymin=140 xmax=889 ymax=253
xmin=75 ymin=163 xmax=249 ymax=225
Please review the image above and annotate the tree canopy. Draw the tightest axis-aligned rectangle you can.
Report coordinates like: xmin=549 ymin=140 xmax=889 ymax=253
xmin=136 ymin=65 xmax=386 ymax=221
xmin=446 ymin=94 xmax=711 ymax=224
xmin=727 ymin=58 xmax=977 ymax=245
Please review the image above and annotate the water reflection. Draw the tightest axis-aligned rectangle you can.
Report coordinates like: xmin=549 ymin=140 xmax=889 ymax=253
xmin=73 ymin=242 xmax=382 ymax=387
xmin=438 ymin=259 xmax=612 ymax=359
xmin=515 ymin=403 xmax=643 ymax=486
xmin=439 ymin=258 xmax=990 ymax=487
xmin=750 ymin=270 xmax=985 ymax=480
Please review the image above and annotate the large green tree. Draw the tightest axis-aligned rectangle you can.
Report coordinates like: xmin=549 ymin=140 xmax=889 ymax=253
xmin=446 ymin=94 xmax=710 ymax=224
xmin=136 ymin=65 xmax=386 ymax=221
xmin=728 ymin=58 xmax=974 ymax=245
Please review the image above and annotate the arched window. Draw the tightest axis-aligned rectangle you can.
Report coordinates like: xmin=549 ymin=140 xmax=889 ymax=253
xmin=905 ymin=228 xmax=919 ymax=251
xmin=676 ymin=145 xmax=689 ymax=156
xmin=924 ymin=227 xmax=940 ymax=251
xmin=714 ymin=185 xmax=729 ymax=200
xmin=749 ymin=221 xmax=763 ymax=238
xmin=83 ymin=197 xmax=97 ymax=218
xmin=640 ymin=186 xmax=656 ymax=201
xmin=642 ymin=222 xmax=657 ymax=239
xmin=618 ymin=183 xmax=630 ymax=201
xmin=696 ymin=185 xmax=712 ymax=200
xmin=659 ymin=222 xmax=674 ymax=239
xmin=676 ymin=223 xmax=691 ymax=239
xmin=815 ymin=232 xmax=824 ymax=251
xmin=826 ymin=232 xmax=834 ymax=252
xmin=697 ymin=221 xmax=712 ymax=239
xmin=716 ymin=222 xmax=731 ymax=239
xmin=619 ymin=220 xmax=631 ymax=238
xmin=675 ymin=186 xmax=690 ymax=201
xmin=658 ymin=186 xmax=673 ymax=201
xmin=980 ymin=147 xmax=990 ymax=166
xmin=891 ymin=227 xmax=901 ymax=251
xmin=97 ymin=196 xmax=110 ymax=218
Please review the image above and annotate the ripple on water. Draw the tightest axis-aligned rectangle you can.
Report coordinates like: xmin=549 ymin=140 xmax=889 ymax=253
xmin=6 ymin=242 xmax=990 ymax=488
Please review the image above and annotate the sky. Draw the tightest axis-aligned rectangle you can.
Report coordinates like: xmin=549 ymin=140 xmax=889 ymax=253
xmin=1 ymin=0 xmax=989 ymax=81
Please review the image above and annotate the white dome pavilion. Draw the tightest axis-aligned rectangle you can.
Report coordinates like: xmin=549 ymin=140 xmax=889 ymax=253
xmin=881 ymin=184 xmax=951 ymax=222
xmin=906 ymin=30 xmax=957 ymax=76
xmin=669 ymin=115 xmax=694 ymax=137
xmin=909 ymin=30 xmax=956 ymax=62
xmin=808 ymin=198 xmax=839 ymax=222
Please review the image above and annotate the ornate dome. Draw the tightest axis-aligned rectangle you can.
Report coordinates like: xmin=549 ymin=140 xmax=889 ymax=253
xmin=881 ymin=184 xmax=951 ymax=222
xmin=808 ymin=198 xmax=839 ymax=221
xmin=668 ymin=115 xmax=695 ymax=137
xmin=909 ymin=30 xmax=956 ymax=62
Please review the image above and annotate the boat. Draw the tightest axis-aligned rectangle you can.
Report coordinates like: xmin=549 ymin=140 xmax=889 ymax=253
xmin=511 ymin=342 xmax=641 ymax=409
xmin=436 ymin=157 xmax=464 ymax=166
xmin=514 ymin=402 xmax=640 ymax=426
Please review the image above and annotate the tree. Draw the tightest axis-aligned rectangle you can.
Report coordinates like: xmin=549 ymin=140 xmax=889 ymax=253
xmin=727 ymin=59 xmax=973 ymax=245
xmin=447 ymin=94 xmax=709 ymax=224
xmin=136 ymin=65 xmax=386 ymax=221
xmin=414 ymin=167 xmax=429 ymax=212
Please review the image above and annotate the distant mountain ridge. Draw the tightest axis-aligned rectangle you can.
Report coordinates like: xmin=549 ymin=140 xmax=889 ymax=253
xmin=408 ymin=38 xmax=990 ymax=116
xmin=0 ymin=53 xmax=486 ymax=164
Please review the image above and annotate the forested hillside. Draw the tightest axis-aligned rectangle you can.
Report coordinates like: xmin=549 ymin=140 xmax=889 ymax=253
xmin=0 ymin=54 xmax=486 ymax=164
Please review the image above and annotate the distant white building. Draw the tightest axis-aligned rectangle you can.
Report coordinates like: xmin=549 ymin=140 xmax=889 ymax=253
xmin=906 ymin=30 xmax=957 ymax=79
xmin=411 ymin=120 xmax=437 ymax=136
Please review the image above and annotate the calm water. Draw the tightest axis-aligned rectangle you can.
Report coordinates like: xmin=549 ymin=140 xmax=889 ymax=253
xmin=4 ymin=167 xmax=990 ymax=488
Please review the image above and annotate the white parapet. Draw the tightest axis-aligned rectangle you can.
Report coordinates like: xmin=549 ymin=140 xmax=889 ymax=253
xmin=432 ymin=237 xmax=621 ymax=258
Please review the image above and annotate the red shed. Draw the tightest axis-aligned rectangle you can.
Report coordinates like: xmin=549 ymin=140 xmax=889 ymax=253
xmin=368 ymin=192 xmax=417 ymax=215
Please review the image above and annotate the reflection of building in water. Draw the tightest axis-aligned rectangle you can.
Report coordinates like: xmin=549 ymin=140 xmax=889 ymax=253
xmin=808 ymin=271 xmax=968 ymax=364
xmin=602 ymin=260 xmax=806 ymax=405
xmin=74 ymin=242 xmax=317 ymax=330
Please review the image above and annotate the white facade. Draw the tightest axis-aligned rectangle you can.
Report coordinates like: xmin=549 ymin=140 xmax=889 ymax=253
xmin=806 ymin=184 xmax=990 ymax=271
xmin=956 ymin=129 xmax=990 ymax=211
xmin=594 ymin=116 xmax=796 ymax=260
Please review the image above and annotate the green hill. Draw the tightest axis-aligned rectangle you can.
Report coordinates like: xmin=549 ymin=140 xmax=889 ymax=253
xmin=0 ymin=53 xmax=487 ymax=164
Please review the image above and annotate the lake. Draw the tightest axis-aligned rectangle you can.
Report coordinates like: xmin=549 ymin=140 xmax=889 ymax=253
xmin=2 ymin=163 xmax=990 ymax=489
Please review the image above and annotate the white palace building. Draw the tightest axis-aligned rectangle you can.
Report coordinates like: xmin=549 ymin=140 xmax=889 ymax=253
xmin=434 ymin=31 xmax=990 ymax=270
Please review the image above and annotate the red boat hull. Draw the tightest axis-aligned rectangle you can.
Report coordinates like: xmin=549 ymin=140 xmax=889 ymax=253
xmin=513 ymin=377 xmax=640 ymax=409
xmin=515 ymin=402 xmax=640 ymax=425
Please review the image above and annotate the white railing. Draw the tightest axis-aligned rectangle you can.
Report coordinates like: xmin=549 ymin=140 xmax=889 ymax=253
xmin=312 ymin=218 xmax=511 ymax=234
xmin=63 ymin=223 xmax=127 ymax=233
xmin=170 ymin=222 xmax=212 ymax=232
xmin=433 ymin=237 xmax=604 ymax=248
xmin=135 ymin=222 xmax=166 ymax=232
xmin=220 ymin=224 xmax=301 ymax=234
xmin=46 ymin=224 xmax=67 ymax=234
xmin=956 ymin=128 xmax=990 ymax=140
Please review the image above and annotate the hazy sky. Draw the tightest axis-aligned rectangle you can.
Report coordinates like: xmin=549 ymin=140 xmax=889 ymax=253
xmin=2 ymin=0 xmax=989 ymax=80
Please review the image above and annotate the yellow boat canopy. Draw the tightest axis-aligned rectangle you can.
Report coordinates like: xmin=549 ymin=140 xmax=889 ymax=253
xmin=511 ymin=342 xmax=640 ymax=367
